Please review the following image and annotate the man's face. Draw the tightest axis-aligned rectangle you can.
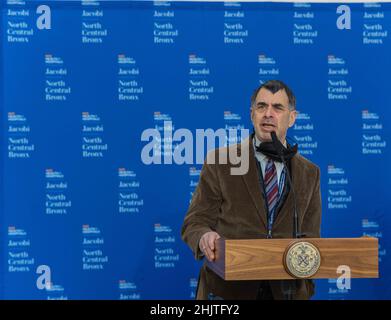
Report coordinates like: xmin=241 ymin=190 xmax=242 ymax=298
xmin=250 ymin=88 xmax=297 ymax=143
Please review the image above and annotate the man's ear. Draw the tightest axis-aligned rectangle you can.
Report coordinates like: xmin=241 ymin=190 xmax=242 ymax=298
xmin=288 ymin=110 xmax=297 ymax=127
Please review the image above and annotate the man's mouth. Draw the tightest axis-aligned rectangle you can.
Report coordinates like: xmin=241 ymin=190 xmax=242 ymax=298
xmin=260 ymin=123 xmax=276 ymax=131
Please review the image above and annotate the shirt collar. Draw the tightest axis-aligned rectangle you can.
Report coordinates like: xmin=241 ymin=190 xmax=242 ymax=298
xmin=253 ymin=135 xmax=268 ymax=162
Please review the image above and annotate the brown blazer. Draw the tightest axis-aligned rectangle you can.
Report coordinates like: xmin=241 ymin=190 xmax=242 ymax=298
xmin=181 ymin=137 xmax=322 ymax=300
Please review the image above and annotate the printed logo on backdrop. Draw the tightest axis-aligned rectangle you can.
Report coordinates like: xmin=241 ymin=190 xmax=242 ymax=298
xmin=327 ymin=264 xmax=352 ymax=299
xmin=36 ymin=266 xmax=68 ymax=300
xmin=189 ymin=54 xmax=214 ymax=101
xmin=362 ymin=219 xmax=386 ymax=262
xmin=118 ymin=168 xmax=144 ymax=214
xmin=118 ymin=280 xmax=141 ymax=300
xmin=258 ymin=54 xmax=280 ymax=85
xmin=188 ymin=166 xmax=201 ymax=204
xmin=363 ymin=3 xmax=388 ymax=45
xmin=7 ymin=112 xmax=35 ymax=159
xmin=81 ymin=0 xmax=108 ymax=43
xmin=223 ymin=110 xmax=248 ymax=146
xmin=292 ymin=2 xmax=318 ymax=45
xmin=154 ymin=223 xmax=179 ymax=269
xmin=153 ymin=1 xmax=178 ymax=44
xmin=141 ymin=113 xmax=250 ymax=175
xmin=327 ymin=165 xmax=352 ymax=210
xmin=150 ymin=112 xmax=176 ymax=161
xmin=141 ymin=118 xmax=250 ymax=175
xmin=81 ymin=112 xmax=108 ymax=158
xmin=6 ymin=0 xmax=34 ymax=43
xmin=361 ymin=110 xmax=386 ymax=155
xmin=6 ymin=0 xmax=51 ymax=43
xmin=45 ymin=169 xmax=71 ymax=215
xmin=223 ymin=2 xmax=248 ymax=44
xmin=44 ymin=282 xmax=68 ymax=300
xmin=189 ymin=278 xmax=198 ymax=299
xmin=292 ymin=112 xmax=317 ymax=157
xmin=45 ymin=54 xmax=71 ymax=101
xmin=118 ymin=54 xmax=144 ymax=101
xmin=327 ymin=55 xmax=352 ymax=101
xmin=8 ymin=226 xmax=34 ymax=273
xmin=82 ymin=225 xmax=108 ymax=271
xmin=327 ymin=278 xmax=350 ymax=299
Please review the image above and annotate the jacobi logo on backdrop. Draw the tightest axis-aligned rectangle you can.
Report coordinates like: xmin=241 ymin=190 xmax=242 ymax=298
xmin=11 ymin=0 xmax=386 ymax=42
xmin=6 ymin=1 xmax=355 ymax=40
xmin=140 ymin=121 xmax=250 ymax=175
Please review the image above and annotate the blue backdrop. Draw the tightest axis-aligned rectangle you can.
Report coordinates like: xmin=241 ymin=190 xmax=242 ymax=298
xmin=1 ymin=0 xmax=390 ymax=299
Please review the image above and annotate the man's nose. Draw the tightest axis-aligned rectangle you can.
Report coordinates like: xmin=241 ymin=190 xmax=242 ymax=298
xmin=264 ymin=105 xmax=274 ymax=117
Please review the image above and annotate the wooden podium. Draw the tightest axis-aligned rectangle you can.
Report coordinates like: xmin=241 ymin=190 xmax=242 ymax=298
xmin=206 ymin=237 xmax=379 ymax=280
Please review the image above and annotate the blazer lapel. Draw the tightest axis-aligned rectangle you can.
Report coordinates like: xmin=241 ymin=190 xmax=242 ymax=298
xmin=239 ymin=137 xmax=268 ymax=230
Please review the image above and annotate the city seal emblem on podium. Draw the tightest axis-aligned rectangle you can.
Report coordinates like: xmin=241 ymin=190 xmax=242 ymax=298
xmin=284 ymin=241 xmax=321 ymax=278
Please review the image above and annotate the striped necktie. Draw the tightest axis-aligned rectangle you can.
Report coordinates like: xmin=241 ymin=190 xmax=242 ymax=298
xmin=265 ymin=158 xmax=279 ymax=213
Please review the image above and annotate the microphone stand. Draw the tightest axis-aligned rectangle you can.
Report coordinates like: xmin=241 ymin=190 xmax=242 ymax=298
xmin=271 ymin=132 xmax=305 ymax=239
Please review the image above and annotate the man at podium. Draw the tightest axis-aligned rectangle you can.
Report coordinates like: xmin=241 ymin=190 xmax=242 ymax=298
xmin=182 ymin=80 xmax=321 ymax=300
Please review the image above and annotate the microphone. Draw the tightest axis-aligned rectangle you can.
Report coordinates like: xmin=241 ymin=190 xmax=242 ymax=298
xmin=270 ymin=131 xmax=304 ymax=239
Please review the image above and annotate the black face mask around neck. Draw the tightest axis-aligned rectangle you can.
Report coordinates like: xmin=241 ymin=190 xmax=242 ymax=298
xmin=253 ymin=132 xmax=298 ymax=163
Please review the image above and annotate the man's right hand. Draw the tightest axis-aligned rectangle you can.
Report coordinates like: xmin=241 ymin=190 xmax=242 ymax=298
xmin=199 ymin=231 xmax=221 ymax=262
